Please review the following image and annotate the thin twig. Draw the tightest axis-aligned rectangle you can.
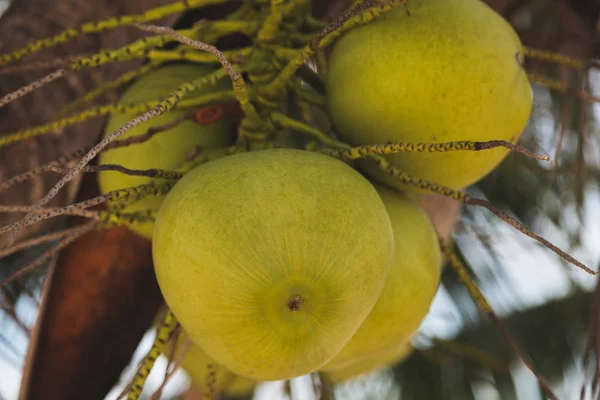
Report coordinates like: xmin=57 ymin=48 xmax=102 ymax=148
xmin=330 ymin=140 xmax=551 ymax=162
xmin=0 ymin=69 xmax=67 ymax=108
xmin=0 ymin=148 xmax=87 ymax=194
xmin=132 ymin=23 xmax=263 ymax=128
xmin=152 ymin=331 xmax=190 ymax=400
xmin=0 ymin=222 xmax=96 ymax=287
xmin=475 ymin=140 xmax=551 ymax=162
xmin=122 ymin=311 xmax=179 ymax=400
xmin=0 ymin=205 xmax=99 ymax=221
xmin=523 ymin=47 xmax=587 ymax=70
xmin=2 ymin=94 xmax=173 ymax=247
xmin=466 ymin=197 xmax=595 ymax=274
xmin=441 ymin=242 xmax=559 ymax=400
xmin=0 ymin=55 xmax=82 ymax=75
xmin=375 ymin=157 xmax=594 ymax=275
xmin=48 ymin=164 xmax=184 ymax=180
xmin=1 ymin=33 xmax=241 ymax=247
xmin=0 ymin=181 xmax=173 ymax=235
xmin=310 ymin=0 xmax=383 ymax=50
xmin=133 ymin=23 xmax=241 ymax=81
xmin=0 ymin=224 xmax=96 ymax=258
xmin=163 ymin=325 xmax=182 ymax=378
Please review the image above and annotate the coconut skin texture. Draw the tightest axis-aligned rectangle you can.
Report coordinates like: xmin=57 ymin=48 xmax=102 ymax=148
xmin=322 ymin=184 xmax=441 ymax=372
xmin=324 ymin=342 xmax=414 ymax=383
xmin=152 ymin=149 xmax=395 ymax=381
xmin=98 ymin=63 xmax=235 ymax=239
xmin=326 ymin=0 xmax=533 ymax=191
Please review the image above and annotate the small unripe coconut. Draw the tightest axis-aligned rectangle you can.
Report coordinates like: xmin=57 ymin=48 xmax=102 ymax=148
xmin=98 ymin=63 xmax=235 ymax=239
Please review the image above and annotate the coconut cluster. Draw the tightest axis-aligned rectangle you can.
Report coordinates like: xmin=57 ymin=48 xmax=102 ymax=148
xmin=98 ymin=0 xmax=532 ymax=395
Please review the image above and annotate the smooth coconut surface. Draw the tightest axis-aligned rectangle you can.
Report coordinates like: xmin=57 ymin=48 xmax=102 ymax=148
xmin=322 ymin=184 xmax=441 ymax=372
xmin=327 ymin=0 xmax=533 ymax=191
xmin=152 ymin=149 xmax=395 ymax=381
xmin=98 ymin=63 xmax=235 ymax=239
